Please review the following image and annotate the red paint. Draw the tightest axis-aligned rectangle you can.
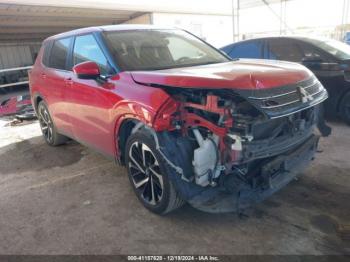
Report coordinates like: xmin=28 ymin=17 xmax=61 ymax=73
xmin=72 ymin=61 xmax=100 ymax=78
xmin=29 ymin=29 xmax=313 ymax=161
xmin=30 ymin=47 xmax=170 ymax=157
xmin=131 ymin=60 xmax=312 ymax=90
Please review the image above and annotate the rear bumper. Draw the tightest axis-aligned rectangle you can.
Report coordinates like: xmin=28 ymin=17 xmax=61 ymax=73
xmin=188 ymin=134 xmax=319 ymax=213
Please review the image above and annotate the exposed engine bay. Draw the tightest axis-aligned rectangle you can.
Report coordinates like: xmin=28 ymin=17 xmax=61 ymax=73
xmin=137 ymin=75 xmax=328 ymax=212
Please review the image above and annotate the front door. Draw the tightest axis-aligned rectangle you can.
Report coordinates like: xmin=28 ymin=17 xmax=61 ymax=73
xmin=64 ymin=34 xmax=117 ymax=156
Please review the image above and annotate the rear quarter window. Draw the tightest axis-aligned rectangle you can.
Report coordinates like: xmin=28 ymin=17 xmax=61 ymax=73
xmin=41 ymin=42 xmax=51 ymax=67
xmin=48 ymin=38 xmax=71 ymax=70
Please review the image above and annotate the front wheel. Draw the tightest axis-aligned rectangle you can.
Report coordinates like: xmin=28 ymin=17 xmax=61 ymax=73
xmin=125 ymin=128 xmax=184 ymax=214
xmin=340 ymin=92 xmax=350 ymax=125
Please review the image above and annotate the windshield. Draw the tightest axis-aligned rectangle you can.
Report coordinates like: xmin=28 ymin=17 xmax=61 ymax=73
xmin=305 ymin=38 xmax=350 ymax=60
xmin=103 ymin=29 xmax=229 ymax=71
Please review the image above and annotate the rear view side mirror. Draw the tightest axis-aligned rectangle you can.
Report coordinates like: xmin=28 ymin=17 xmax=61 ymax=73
xmin=73 ymin=61 xmax=100 ymax=79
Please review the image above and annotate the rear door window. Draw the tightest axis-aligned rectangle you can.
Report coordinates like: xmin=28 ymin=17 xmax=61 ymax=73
xmin=267 ymin=39 xmax=304 ymax=62
xmin=297 ymin=42 xmax=330 ymax=62
xmin=48 ymin=37 xmax=72 ymax=70
xmin=72 ymin=34 xmax=110 ymax=75
xmin=229 ymin=41 xmax=263 ymax=59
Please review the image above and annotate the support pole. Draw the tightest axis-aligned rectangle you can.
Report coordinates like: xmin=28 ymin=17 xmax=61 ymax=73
xmin=341 ymin=0 xmax=349 ymax=40
xmin=262 ymin=0 xmax=292 ymax=34
xmin=237 ymin=0 xmax=240 ymax=40
xmin=280 ymin=0 xmax=283 ymax=34
xmin=231 ymin=0 xmax=240 ymax=42
xmin=232 ymin=0 xmax=235 ymax=42
xmin=279 ymin=0 xmax=287 ymax=35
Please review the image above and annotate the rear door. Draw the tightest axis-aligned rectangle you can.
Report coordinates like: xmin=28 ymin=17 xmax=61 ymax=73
xmin=266 ymin=38 xmax=304 ymax=63
xmin=42 ymin=37 xmax=74 ymax=136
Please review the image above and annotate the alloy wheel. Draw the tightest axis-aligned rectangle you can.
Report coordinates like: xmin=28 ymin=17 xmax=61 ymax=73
xmin=38 ymin=105 xmax=53 ymax=143
xmin=128 ymin=141 xmax=164 ymax=205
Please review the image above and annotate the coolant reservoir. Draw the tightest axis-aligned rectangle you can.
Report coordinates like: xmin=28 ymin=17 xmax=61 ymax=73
xmin=192 ymin=129 xmax=218 ymax=187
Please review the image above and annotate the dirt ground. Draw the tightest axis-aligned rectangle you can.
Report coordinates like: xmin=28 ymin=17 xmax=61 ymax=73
xmin=0 ymin=118 xmax=349 ymax=255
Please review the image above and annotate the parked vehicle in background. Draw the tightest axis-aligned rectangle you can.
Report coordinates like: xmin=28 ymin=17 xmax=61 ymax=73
xmin=30 ymin=25 xmax=328 ymax=214
xmin=221 ymin=36 xmax=350 ymax=124
xmin=344 ymin=32 xmax=350 ymax=45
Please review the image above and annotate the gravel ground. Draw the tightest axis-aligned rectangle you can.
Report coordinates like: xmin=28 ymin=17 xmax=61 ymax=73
xmin=0 ymin=118 xmax=349 ymax=255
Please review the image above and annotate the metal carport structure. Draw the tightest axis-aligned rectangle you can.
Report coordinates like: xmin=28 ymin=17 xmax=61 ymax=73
xmin=0 ymin=0 xmax=349 ymax=43
xmin=230 ymin=0 xmax=350 ymax=41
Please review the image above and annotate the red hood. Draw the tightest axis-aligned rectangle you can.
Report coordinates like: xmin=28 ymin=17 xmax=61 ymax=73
xmin=130 ymin=59 xmax=313 ymax=90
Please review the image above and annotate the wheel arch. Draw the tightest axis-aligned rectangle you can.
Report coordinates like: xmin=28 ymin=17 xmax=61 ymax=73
xmin=32 ymin=92 xmax=44 ymax=113
xmin=337 ymin=87 xmax=350 ymax=125
xmin=114 ymin=117 xmax=144 ymax=165
xmin=113 ymin=97 xmax=176 ymax=165
xmin=337 ymin=87 xmax=350 ymax=113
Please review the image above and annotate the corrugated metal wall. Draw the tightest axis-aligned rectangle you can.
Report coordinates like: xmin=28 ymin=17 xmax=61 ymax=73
xmin=122 ymin=13 xmax=152 ymax=24
xmin=0 ymin=42 xmax=41 ymax=69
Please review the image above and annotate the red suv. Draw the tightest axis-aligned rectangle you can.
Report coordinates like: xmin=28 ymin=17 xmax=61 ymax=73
xmin=29 ymin=25 xmax=328 ymax=214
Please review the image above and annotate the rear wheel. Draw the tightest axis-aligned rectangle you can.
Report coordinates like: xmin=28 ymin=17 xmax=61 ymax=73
xmin=340 ymin=92 xmax=350 ymax=125
xmin=125 ymin=128 xmax=184 ymax=214
xmin=37 ymin=101 xmax=68 ymax=146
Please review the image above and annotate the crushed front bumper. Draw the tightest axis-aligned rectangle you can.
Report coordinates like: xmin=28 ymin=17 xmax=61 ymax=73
xmin=188 ymin=134 xmax=319 ymax=213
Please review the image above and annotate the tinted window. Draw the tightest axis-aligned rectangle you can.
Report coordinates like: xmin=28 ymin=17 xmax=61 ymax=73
xmin=73 ymin=34 xmax=109 ymax=75
xmin=303 ymin=38 xmax=350 ymax=60
xmin=229 ymin=41 xmax=263 ymax=59
xmin=297 ymin=42 xmax=328 ymax=61
xmin=345 ymin=32 xmax=350 ymax=41
xmin=41 ymin=42 xmax=51 ymax=67
xmin=268 ymin=39 xmax=303 ymax=62
xmin=49 ymin=38 xmax=71 ymax=70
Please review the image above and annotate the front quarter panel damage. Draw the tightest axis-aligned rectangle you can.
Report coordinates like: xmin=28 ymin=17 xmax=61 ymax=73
xmin=129 ymin=76 xmax=328 ymax=212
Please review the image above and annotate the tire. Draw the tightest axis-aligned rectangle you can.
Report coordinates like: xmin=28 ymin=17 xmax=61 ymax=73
xmin=125 ymin=128 xmax=185 ymax=214
xmin=37 ymin=101 xmax=68 ymax=146
xmin=340 ymin=92 xmax=350 ymax=125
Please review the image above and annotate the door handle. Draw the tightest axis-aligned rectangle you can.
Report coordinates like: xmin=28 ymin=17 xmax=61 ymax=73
xmin=64 ymin=77 xmax=73 ymax=86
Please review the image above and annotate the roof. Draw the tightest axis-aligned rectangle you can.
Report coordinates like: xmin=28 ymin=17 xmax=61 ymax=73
xmin=221 ymin=35 xmax=334 ymax=48
xmin=45 ymin=24 xmax=176 ymax=41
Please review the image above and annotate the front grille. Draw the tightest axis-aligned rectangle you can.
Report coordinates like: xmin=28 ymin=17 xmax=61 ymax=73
xmin=234 ymin=76 xmax=328 ymax=119
xmin=250 ymin=77 xmax=322 ymax=109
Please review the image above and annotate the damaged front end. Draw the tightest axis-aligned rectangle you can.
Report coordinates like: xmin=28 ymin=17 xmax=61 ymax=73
xmin=150 ymin=75 xmax=328 ymax=213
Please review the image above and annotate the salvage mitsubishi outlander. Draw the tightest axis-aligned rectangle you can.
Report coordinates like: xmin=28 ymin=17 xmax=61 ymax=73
xmin=29 ymin=25 xmax=328 ymax=214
